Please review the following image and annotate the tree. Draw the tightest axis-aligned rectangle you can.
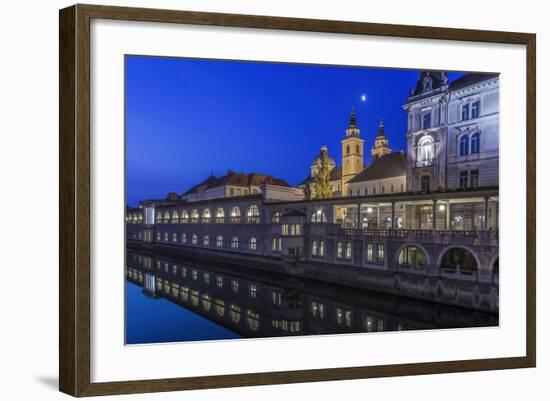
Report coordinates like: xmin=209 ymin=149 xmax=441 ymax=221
xmin=313 ymin=151 xmax=332 ymax=199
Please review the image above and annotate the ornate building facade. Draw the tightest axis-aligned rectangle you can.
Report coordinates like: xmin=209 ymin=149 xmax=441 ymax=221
xmin=403 ymin=72 xmax=499 ymax=192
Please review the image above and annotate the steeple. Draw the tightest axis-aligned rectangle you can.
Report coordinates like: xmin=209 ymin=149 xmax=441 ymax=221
xmin=371 ymin=116 xmax=392 ymax=159
xmin=345 ymin=106 xmax=360 ymax=137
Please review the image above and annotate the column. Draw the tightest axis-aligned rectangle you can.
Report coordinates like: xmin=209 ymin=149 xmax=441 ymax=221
xmin=376 ymin=206 xmax=381 ymax=229
xmin=484 ymin=197 xmax=489 ymax=232
xmin=356 ymin=203 xmax=361 ymax=228
xmin=446 ymin=202 xmax=451 ymax=231
xmin=391 ymin=201 xmax=396 ymax=230
xmin=432 ymin=199 xmax=437 ymax=232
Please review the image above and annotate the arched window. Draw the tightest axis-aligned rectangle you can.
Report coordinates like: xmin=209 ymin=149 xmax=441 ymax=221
xmin=230 ymin=206 xmax=241 ymax=223
xmin=231 ymin=236 xmax=239 ymax=249
xmin=346 ymin=145 xmax=350 ymax=154
xmin=249 ymin=237 xmax=257 ymax=250
xmin=271 ymin=212 xmax=281 ymax=223
xmin=459 ymin=134 xmax=469 ymax=156
xmin=203 ymin=235 xmax=210 ymax=246
xmin=394 ymin=216 xmax=403 ymax=229
xmin=441 ymin=247 xmax=478 ymax=272
xmin=202 ymin=208 xmax=211 ymax=223
xmin=356 ymin=145 xmax=360 ymax=154
xmin=179 ymin=210 xmax=189 ymax=224
xmin=181 ymin=233 xmax=187 ymax=243
xmin=385 ymin=216 xmax=392 ymax=229
xmin=170 ymin=210 xmax=179 ymax=223
xmin=190 ymin=209 xmax=199 ymax=223
xmin=215 ymin=207 xmax=225 ymax=223
xmin=311 ymin=209 xmax=327 ymax=223
xmin=470 ymin=132 xmax=480 ymax=154
xmin=163 ymin=211 xmax=170 ymax=223
xmin=398 ymin=245 xmax=427 ymax=269
xmin=417 ymin=136 xmax=434 ymax=166
xmin=247 ymin=205 xmax=260 ymax=223
xmin=191 ymin=234 xmax=198 ymax=244
xmin=216 ymin=235 xmax=223 ymax=247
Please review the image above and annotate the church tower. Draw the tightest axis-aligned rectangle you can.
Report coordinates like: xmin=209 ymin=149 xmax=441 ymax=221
xmin=341 ymin=107 xmax=364 ymax=196
xmin=371 ymin=118 xmax=392 ymax=159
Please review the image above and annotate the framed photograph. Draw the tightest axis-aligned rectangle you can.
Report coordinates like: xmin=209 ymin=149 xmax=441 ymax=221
xmin=59 ymin=4 xmax=536 ymax=397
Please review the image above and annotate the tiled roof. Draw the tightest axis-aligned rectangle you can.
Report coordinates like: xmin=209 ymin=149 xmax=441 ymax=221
xmin=347 ymin=152 xmax=406 ymax=183
xmin=183 ymin=171 xmax=290 ymax=196
xmin=449 ymin=72 xmax=499 ymax=90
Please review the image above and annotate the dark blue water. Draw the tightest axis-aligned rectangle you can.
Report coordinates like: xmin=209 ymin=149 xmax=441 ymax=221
xmin=125 ymin=281 xmax=241 ymax=344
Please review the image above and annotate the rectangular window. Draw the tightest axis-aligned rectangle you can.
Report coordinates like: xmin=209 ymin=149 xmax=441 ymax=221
xmin=390 ymin=184 xmax=394 ymax=193
xmin=470 ymin=169 xmax=479 ymax=188
xmin=381 ymin=186 xmax=385 ymax=194
xmin=377 ymin=244 xmax=385 ymax=261
xmin=366 ymin=243 xmax=373 ymax=261
xmin=422 ymin=112 xmax=431 ymax=129
xmin=345 ymin=241 xmax=352 ymax=259
xmin=459 ymin=171 xmax=469 ymax=189
xmin=364 ymin=187 xmax=368 ymax=195
xmin=282 ymin=224 xmax=289 ymax=235
xmin=231 ymin=280 xmax=239 ymax=293
xmin=249 ymin=284 xmax=257 ymax=298
xmin=272 ymin=290 xmax=282 ymax=306
xmin=471 ymin=100 xmax=480 ymax=118
xmin=319 ymin=240 xmax=325 ymax=257
xmin=372 ymin=187 xmax=377 ymax=195
xmin=311 ymin=240 xmax=318 ymax=256
xmin=461 ymin=103 xmax=469 ymax=121
xmin=216 ymin=276 xmax=223 ymax=288
xmin=337 ymin=241 xmax=343 ymax=258
xmin=272 ymin=237 xmax=278 ymax=251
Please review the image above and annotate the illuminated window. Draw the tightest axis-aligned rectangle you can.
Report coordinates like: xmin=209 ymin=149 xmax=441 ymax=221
xmin=231 ymin=280 xmax=239 ymax=293
xmin=216 ymin=276 xmax=223 ymax=288
xmin=311 ymin=240 xmax=318 ymax=256
xmin=231 ymin=236 xmax=239 ymax=249
xmin=366 ymin=243 xmax=373 ymax=261
xmin=246 ymin=205 xmax=260 ymax=223
xmin=203 ymin=235 xmax=210 ymax=246
xmin=337 ymin=241 xmax=343 ymax=258
xmin=181 ymin=233 xmax=187 ymax=244
xmin=203 ymin=272 xmax=210 ymax=284
xmin=271 ymin=212 xmax=281 ymax=223
xmin=319 ymin=240 xmax=325 ymax=257
xmin=418 ymin=136 xmax=434 ymax=166
xmin=216 ymin=235 xmax=223 ymax=247
xmin=172 ymin=232 xmax=177 ymax=242
xmin=249 ymin=284 xmax=257 ymax=298
xmin=377 ymin=244 xmax=385 ymax=261
xmin=201 ymin=208 xmax=211 ymax=223
xmin=229 ymin=305 xmax=241 ymax=323
xmin=214 ymin=299 xmax=225 ymax=316
xmin=201 ymin=294 xmax=211 ymax=311
xmin=246 ymin=310 xmax=260 ymax=330
xmin=163 ymin=232 xmax=168 ymax=241
xmin=156 ymin=232 xmax=161 ymax=241
xmin=230 ymin=206 xmax=241 ymax=223
xmin=215 ymin=207 xmax=225 ymax=223
xmin=249 ymin=237 xmax=257 ymax=250
xmin=179 ymin=210 xmax=189 ymax=224
xmin=310 ymin=209 xmax=327 ymax=223
xmin=345 ymin=241 xmax=352 ymax=259
xmin=191 ymin=234 xmax=198 ymax=244
xmin=190 ymin=209 xmax=199 ymax=224
xmin=272 ymin=290 xmax=282 ymax=306
xmin=171 ymin=210 xmax=179 ymax=223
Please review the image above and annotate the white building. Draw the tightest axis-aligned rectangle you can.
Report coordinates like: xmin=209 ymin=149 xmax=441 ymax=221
xmin=403 ymin=71 xmax=499 ymax=191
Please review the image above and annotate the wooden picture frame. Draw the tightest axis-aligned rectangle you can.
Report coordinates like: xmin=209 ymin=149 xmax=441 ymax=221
xmin=59 ymin=3 xmax=536 ymax=397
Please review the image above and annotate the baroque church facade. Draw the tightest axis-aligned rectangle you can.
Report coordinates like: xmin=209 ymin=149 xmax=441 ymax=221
xmin=301 ymin=108 xmax=406 ymax=198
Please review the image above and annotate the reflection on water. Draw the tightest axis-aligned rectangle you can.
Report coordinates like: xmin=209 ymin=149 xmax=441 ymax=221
xmin=125 ymin=249 xmax=498 ymax=345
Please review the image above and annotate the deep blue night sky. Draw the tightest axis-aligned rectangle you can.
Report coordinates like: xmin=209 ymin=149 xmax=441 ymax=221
xmin=126 ymin=56 xmax=463 ymax=207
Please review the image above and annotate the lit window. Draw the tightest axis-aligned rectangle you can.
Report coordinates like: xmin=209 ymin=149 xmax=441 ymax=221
xmin=311 ymin=240 xmax=318 ymax=256
xmin=246 ymin=205 xmax=260 ymax=223
xmin=181 ymin=233 xmax=187 ymax=244
xmin=231 ymin=280 xmax=239 ymax=293
xmin=337 ymin=241 xmax=343 ymax=258
xmin=216 ymin=235 xmax=223 ymax=247
xmin=272 ymin=290 xmax=282 ymax=306
xmin=190 ymin=209 xmax=199 ymax=223
xmin=417 ymin=136 xmax=434 ymax=166
xmin=163 ymin=232 xmax=168 ymax=241
xmin=203 ymin=235 xmax=210 ymax=246
xmin=203 ymin=272 xmax=210 ymax=284
xmin=231 ymin=236 xmax=239 ymax=249
xmin=172 ymin=232 xmax=177 ymax=242
xmin=249 ymin=284 xmax=257 ymax=298
xmin=377 ymin=244 xmax=385 ymax=261
xmin=192 ymin=234 xmax=198 ymax=244
xmin=311 ymin=209 xmax=327 ymax=223
xmin=229 ymin=305 xmax=241 ymax=323
xmin=246 ymin=310 xmax=260 ymax=330
xmin=271 ymin=212 xmax=280 ymax=223
xmin=216 ymin=276 xmax=223 ymax=288
xmin=180 ymin=210 xmax=189 ymax=224
xmin=215 ymin=207 xmax=225 ymax=223
xmin=230 ymin=206 xmax=241 ymax=223
xmin=319 ymin=240 xmax=325 ymax=257
xmin=345 ymin=242 xmax=352 ymax=259
xmin=201 ymin=209 xmax=211 ymax=223
xmin=249 ymin=237 xmax=257 ymax=250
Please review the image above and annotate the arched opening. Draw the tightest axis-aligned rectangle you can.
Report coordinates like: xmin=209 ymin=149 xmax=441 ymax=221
xmin=179 ymin=210 xmax=189 ymax=224
xmin=346 ymin=145 xmax=350 ymax=155
xmin=385 ymin=216 xmax=392 ymax=229
xmin=190 ymin=209 xmax=199 ymax=223
xmin=417 ymin=136 xmax=434 ymax=166
xmin=459 ymin=134 xmax=469 ymax=156
xmin=398 ymin=245 xmax=428 ymax=269
xmin=271 ymin=212 xmax=281 ymax=223
xmin=215 ymin=207 xmax=225 ymax=223
xmin=311 ymin=209 xmax=327 ymax=223
xmin=230 ymin=206 xmax=241 ymax=223
xmin=356 ymin=144 xmax=360 ymax=154
xmin=441 ymin=247 xmax=478 ymax=273
xmin=246 ymin=205 xmax=260 ymax=223
xmin=201 ymin=208 xmax=211 ymax=223
xmin=470 ymin=132 xmax=480 ymax=154
xmin=394 ymin=216 xmax=403 ymax=229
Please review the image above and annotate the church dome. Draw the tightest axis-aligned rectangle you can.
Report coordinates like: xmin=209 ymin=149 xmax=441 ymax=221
xmin=311 ymin=145 xmax=336 ymax=167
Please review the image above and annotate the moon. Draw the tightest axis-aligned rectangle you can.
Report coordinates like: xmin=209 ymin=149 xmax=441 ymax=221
xmin=361 ymin=94 xmax=367 ymax=102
